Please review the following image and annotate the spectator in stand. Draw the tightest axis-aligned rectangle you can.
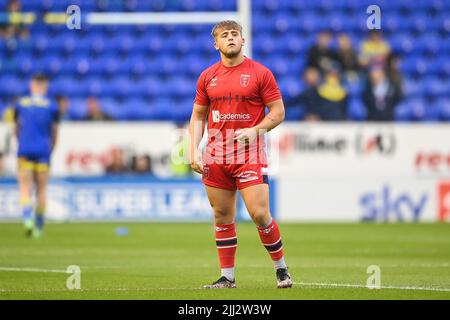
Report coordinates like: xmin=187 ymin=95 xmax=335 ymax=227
xmin=385 ymin=53 xmax=403 ymax=96
xmin=363 ymin=66 xmax=402 ymax=121
xmin=7 ymin=0 xmax=21 ymax=13
xmin=305 ymin=68 xmax=348 ymax=121
xmin=83 ymin=97 xmax=112 ymax=121
xmin=0 ymin=152 xmax=5 ymax=176
xmin=2 ymin=24 xmax=18 ymax=48
xmin=4 ymin=0 xmax=24 ymax=40
xmin=288 ymin=67 xmax=321 ymax=121
xmin=131 ymin=154 xmax=153 ymax=174
xmin=306 ymin=30 xmax=338 ymax=75
xmin=359 ymin=30 xmax=391 ymax=68
xmin=335 ymin=33 xmax=360 ymax=82
xmin=55 ymin=95 xmax=70 ymax=121
xmin=17 ymin=27 xmax=31 ymax=49
xmin=105 ymin=147 xmax=128 ymax=174
xmin=303 ymin=67 xmax=321 ymax=90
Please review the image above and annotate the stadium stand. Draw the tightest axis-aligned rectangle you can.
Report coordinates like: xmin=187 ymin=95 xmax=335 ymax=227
xmin=0 ymin=0 xmax=448 ymax=121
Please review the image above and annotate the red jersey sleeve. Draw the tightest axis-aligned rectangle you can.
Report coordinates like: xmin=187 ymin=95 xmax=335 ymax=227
xmin=194 ymin=71 xmax=210 ymax=106
xmin=259 ymin=68 xmax=282 ymax=105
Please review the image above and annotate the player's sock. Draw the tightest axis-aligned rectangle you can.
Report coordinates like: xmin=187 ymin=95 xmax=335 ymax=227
xmin=221 ymin=268 xmax=235 ymax=282
xmin=215 ymin=222 xmax=237 ymax=281
xmin=35 ymin=207 xmax=45 ymax=231
xmin=21 ymin=198 xmax=33 ymax=225
xmin=274 ymin=256 xmax=287 ymax=270
xmin=21 ymin=198 xmax=34 ymax=237
xmin=257 ymin=218 xmax=285 ymax=263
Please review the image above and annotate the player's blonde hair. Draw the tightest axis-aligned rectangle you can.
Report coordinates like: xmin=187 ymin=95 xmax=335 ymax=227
xmin=211 ymin=20 xmax=243 ymax=38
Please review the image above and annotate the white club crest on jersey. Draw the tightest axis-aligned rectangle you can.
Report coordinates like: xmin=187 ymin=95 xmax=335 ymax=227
xmin=209 ymin=78 xmax=218 ymax=87
xmin=240 ymin=74 xmax=250 ymax=87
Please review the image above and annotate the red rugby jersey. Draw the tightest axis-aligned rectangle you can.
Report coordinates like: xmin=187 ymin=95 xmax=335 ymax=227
xmin=195 ymin=57 xmax=282 ymax=164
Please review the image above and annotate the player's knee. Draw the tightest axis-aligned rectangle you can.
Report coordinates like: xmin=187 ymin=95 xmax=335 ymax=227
xmin=213 ymin=207 xmax=229 ymax=218
xmin=249 ymin=208 xmax=270 ymax=226
xmin=213 ymin=208 xmax=235 ymax=224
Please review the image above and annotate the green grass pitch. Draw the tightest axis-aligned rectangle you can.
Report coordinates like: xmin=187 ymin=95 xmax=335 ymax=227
xmin=0 ymin=222 xmax=449 ymax=300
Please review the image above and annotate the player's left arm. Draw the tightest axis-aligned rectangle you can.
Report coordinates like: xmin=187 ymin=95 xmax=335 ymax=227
xmin=50 ymin=104 xmax=60 ymax=152
xmin=253 ymin=99 xmax=285 ymax=134
xmin=11 ymin=102 xmax=19 ymax=138
xmin=234 ymin=99 xmax=285 ymax=143
xmin=234 ymin=68 xmax=285 ymax=143
xmin=51 ymin=123 xmax=58 ymax=152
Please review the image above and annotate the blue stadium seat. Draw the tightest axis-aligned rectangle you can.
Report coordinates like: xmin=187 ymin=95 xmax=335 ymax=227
xmin=403 ymin=78 xmax=425 ymax=98
xmin=85 ymin=76 xmax=106 ymax=97
xmin=14 ymin=0 xmax=41 ymax=10
xmin=281 ymin=77 xmax=305 ymax=101
xmin=390 ymin=34 xmax=415 ymax=54
xmin=13 ymin=53 xmax=34 ymax=74
xmin=394 ymin=101 xmax=413 ymax=122
xmin=0 ymin=75 xmax=26 ymax=97
xmin=436 ymin=56 xmax=450 ymax=77
xmin=103 ymin=98 xmax=129 ymax=120
xmin=124 ymin=1 xmax=149 ymax=11
xmin=326 ymin=12 xmax=347 ymax=32
xmin=408 ymin=98 xmax=441 ymax=121
xmin=106 ymin=76 xmax=133 ymax=97
xmin=399 ymin=56 xmax=424 ymax=76
xmin=168 ymin=101 xmax=192 ymax=122
xmin=424 ymin=77 xmax=448 ymax=98
xmin=281 ymin=35 xmax=304 ymax=55
xmin=67 ymin=98 xmax=88 ymax=120
xmin=348 ymin=98 xmax=367 ymax=121
xmin=345 ymin=80 xmax=363 ymax=98
xmin=298 ymin=13 xmax=327 ymax=32
xmin=185 ymin=55 xmax=209 ymax=77
xmin=253 ymin=35 xmax=276 ymax=55
xmin=143 ymin=98 xmax=173 ymax=120
xmin=139 ymin=76 xmax=162 ymax=99
xmin=285 ymin=105 xmax=304 ymax=121
xmin=170 ymin=77 xmax=195 ymax=98
xmin=437 ymin=98 xmax=450 ymax=121
xmin=121 ymin=98 xmax=150 ymax=120
xmin=127 ymin=54 xmax=148 ymax=77
xmin=253 ymin=13 xmax=272 ymax=33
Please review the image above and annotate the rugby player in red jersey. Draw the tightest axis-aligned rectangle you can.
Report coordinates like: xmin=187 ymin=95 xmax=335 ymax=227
xmin=189 ymin=20 xmax=292 ymax=289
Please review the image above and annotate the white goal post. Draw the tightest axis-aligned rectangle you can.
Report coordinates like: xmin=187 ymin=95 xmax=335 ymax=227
xmin=86 ymin=0 xmax=252 ymax=57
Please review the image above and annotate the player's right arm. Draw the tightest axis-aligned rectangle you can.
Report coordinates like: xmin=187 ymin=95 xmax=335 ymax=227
xmin=189 ymin=103 xmax=208 ymax=174
xmin=190 ymin=70 xmax=211 ymax=174
xmin=13 ymin=103 xmax=20 ymax=139
xmin=50 ymin=102 xmax=61 ymax=153
xmin=51 ymin=123 xmax=58 ymax=152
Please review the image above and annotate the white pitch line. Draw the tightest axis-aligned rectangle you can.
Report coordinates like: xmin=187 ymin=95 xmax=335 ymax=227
xmin=1 ymin=283 xmax=450 ymax=294
xmin=294 ymin=282 xmax=450 ymax=292
xmin=0 ymin=287 xmax=203 ymax=293
xmin=0 ymin=267 xmax=67 ymax=273
xmin=0 ymin=266 xmax=125 ymax=272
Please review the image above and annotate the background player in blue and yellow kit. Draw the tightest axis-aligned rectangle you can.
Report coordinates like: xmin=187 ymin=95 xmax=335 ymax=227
xmin=14 ymin=74 xmax=59 ymax=237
